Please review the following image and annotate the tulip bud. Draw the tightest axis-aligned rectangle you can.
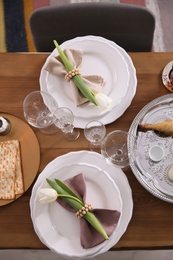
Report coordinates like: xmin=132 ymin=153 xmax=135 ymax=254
xmin=38 ymin=188 xmax=58 ymax=204
xmin=95 ymin=93 xmax=112 ymax=109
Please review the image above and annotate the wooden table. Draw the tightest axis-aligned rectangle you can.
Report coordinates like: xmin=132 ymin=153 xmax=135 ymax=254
xmin=0 ymin=52 xmax=173 ymax=250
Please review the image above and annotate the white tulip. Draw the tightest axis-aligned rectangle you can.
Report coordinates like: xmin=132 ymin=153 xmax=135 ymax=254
xmin=95 ymin=93 xmax=112 ymax=109
xmin=38 ymin=188 xmax=58 ymax=204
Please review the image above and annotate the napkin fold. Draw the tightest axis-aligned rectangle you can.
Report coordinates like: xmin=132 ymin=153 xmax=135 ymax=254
xmin=45 ymin=49 xmax=105 ymax=106
xmin=57 ymin=173 xmax=121 ymax=249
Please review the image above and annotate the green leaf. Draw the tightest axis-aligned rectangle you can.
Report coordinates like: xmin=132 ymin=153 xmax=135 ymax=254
xmin=46 ymin=178 xmax=109 ymax=240
xmin=46 ymin=178 xmax=83 ymax=209
xmin=46 ymin=178 xmax=62 ymax=192
xmin=55 ymin=179 xmax=83 ymax=202
xmin=53 ymin=40 xmax=98 ymax=106
xmin=84 ymin=211 xmax=108 ymax=240
xmin=53 ymin=40 xmax=73 ymax=72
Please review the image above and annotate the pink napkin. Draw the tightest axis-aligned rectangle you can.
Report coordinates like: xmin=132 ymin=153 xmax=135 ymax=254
xmin=57 ymin=173 xmax=121 ymax=249
xmin=44 ymin=49 xmax=105 ymax=106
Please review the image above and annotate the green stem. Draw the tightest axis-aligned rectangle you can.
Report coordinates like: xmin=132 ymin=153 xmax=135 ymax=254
xmin=53 ymin=40 xmax=98 ymax=106
xmin=53 ymin=40 xmax=73 ymax=72
xmin=46 ymin=178 xmax=109 ymax=240
xmin=58 ymin=194 xmax=83 ymax=205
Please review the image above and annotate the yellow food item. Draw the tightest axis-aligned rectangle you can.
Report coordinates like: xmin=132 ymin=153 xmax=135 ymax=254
xmin=138 ymin=120 xmax=173 ymax=137
xmin=0 ymin=140 xmax=24 ymax=200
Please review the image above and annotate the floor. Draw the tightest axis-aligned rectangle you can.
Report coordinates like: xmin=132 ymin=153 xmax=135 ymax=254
xmin=0 ymin=249 xmax=173 ymax=260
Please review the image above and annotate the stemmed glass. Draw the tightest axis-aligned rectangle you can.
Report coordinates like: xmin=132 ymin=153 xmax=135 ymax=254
xmin=54 ymin=107 xmax=80 ymax=141
xmin=23 ymin=90 xmax=59 ymax=134
xmin=101 ymin=130 xmax=129 ymax=168
xmin=84 ymin=120 xmax=106 ymax=153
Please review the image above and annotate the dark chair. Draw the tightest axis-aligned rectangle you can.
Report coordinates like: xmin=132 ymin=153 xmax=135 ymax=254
xmin=29 ymin=2 xmax=155 ymax=52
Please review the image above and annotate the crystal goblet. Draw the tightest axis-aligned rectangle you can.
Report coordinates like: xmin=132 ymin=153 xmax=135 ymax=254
xmin=23 ymin=90 xmax=59 ymax=134
xmin=54 ymin=107 xmax=80 ymax=141
xmin=101 ymin=130 xmax=129 ymax=168
xmin=84 ymin=120 xmax=106 ymax=152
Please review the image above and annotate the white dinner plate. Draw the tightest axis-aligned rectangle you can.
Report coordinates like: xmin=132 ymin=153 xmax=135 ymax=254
xmin=30 ymin=151 xmax=133 ymax=259
xmin=31 ymin=163 xmax=122 ymax=258
xmin=45 ymin=37 xmax=129 ymax=119
xmin=40 ymin=36 xmax=137 ymax=128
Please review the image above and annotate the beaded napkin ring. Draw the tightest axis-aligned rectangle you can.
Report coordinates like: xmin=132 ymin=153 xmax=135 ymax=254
xmin=65 ymin=69 xmax=81 ymax=81
xmin=76 ymin=203 xmax=92 ymax=218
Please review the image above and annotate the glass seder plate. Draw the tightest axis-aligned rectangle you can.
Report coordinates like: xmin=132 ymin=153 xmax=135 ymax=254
xmin=128 ymin=93 xmax=173 ymax=203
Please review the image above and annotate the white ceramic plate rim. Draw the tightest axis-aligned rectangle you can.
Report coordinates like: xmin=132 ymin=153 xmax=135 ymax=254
xmin=45 ymin=37 xmax=129 ymax=119
xmin=31 ymin=162 xmax=122 ymax=257
xmin=30 ymin=150 xmax=133 ymax=259
xmin=40 ymin=36 xmax=137 ymax=128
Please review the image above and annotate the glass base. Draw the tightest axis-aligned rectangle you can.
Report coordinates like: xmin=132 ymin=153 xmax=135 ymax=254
xmin=88 ymin=142 xmax=101 ymax=153
xmin=101 ymin=149 xmax=129 ymax=168
xmin=63 ymin=128 xmax=80 ymax=141
xmin=39 ymin=124 xmax=59 ymax=135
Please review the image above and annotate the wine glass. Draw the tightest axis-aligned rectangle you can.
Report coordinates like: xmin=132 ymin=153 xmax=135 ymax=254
xmin=84 ymin=120 xmax=106 ymax=152
xmin=101 ymin=130 xmax=129 ymax=168
xmin=23 ymin=90 xmax=59 ymax=134
xmin=54 ymin=107 xmax=80 ymax=141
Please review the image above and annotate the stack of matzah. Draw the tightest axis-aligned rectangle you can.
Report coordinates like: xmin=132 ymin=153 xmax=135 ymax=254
xmin=0 ymin=140 xmax=24 ymax=200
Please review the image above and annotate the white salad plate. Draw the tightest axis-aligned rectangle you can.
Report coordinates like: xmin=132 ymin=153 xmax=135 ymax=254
xmin=40 ymin=36 xmax=137 ymax=128
xmin=30 ymin=151 xmax=133 ymax=259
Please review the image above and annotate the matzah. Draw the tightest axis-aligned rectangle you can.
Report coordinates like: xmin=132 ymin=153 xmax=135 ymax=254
xmin=0 ymin=140 xmax=24 ymax=200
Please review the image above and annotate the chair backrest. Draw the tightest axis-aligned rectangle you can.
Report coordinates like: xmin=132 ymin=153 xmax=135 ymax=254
xmin=29 ymin=2 xmax=155 ymax=52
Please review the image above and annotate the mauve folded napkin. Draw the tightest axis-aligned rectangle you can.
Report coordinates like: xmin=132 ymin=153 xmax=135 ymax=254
xmin=57 ymin=173 xmax=121 ymax=249
xmin=45 ymin=49 xmax=105 ymax=106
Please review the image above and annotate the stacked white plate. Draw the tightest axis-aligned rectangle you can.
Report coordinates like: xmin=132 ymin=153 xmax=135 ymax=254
xmin=39 ymin=35 xmax=137 ymax=128
xmin=30 ymin=151 xmax=133 ymax=259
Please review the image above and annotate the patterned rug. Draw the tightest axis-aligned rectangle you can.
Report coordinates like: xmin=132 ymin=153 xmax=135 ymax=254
xmin=0 ymin=0 xmax=172 ymax=52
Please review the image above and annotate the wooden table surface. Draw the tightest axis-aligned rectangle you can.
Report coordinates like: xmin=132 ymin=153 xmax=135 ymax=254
xmin=0 ymin=52 xmax=173 ymax=250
